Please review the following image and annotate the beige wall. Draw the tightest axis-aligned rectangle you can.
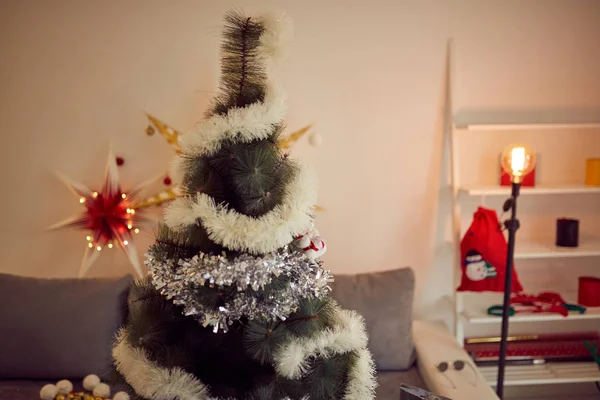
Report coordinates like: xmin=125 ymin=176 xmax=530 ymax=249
xmin=1 ymin=0 xmax=599 ymax=316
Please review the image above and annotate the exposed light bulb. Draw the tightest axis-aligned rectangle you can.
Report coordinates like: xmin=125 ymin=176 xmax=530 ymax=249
xmin=134 ymin=228 xmax=140 ymax=234
xmin=123 ymin=240 xmax=129 ymax=245
xmin=501 ymin=145 xmax=536 ymax=184
xmin=121 ymin=193 xmax=127 ymax=199
xmin=126 ymin=208 xmax=131 ymax=214
xmin=96 ymin=246 xmax=102 ymax=251
xmin=79 ymin=197 xmax=85 ymax=203
xmin=88 ymin=243 xmax=93 ymax=248
xmin=108 ymin=243 xmax=113 ymax=249
xmin=86 ymin=235 xmax=91 ymax=241
xmin=130 ymin=209 xmax=135 ymax=215
xmin=93 ymin=192 xmax=98 ymax=198
xmin=127 ymin=224 xmax=133 ymax=230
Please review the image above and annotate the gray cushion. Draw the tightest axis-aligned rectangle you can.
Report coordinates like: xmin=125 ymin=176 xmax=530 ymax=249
xmin=0 ymin=273 xmax=133 ymax=380
xmin=330 ymin=267 xmax=416 ymax=371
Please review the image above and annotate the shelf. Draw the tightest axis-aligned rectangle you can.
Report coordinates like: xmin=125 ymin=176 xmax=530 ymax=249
xmin=515 ymin=238 xmax=600 ymax=259
xmin=478 ymin=362 xmax=600 ymax=386
xmin=461 ymin=306 xmax=600 ymax=324
xmin=459 ymin=184 xmax=600 ymax=196
xmin=453 ymin=110 xmax=600 ymax=131
xmin=457 ymin=123 xmax=600 ymax=131
xmin=446 ymin=237 xmax=600 ymax=260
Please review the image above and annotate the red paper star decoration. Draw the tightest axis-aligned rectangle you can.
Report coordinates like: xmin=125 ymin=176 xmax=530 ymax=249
xmin=49 ymin=151 xmax=151 ymax=278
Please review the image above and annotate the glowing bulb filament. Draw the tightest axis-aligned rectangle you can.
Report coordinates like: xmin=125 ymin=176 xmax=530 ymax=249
xmin=511 ymin=147 xmax=526 ymax=176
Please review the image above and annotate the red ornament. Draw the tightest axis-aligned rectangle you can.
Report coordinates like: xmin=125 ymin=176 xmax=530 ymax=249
xmin=116 ymin=156 xmax=125 ymax=166
xmin=163 ymin=176 xmax=172 ymax=186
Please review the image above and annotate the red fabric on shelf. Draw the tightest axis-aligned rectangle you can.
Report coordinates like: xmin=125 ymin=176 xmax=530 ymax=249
xmin=510 ymin=292 xmax=569 ymax=316
xmin=457 ymin=207 xmax=524 ymax=293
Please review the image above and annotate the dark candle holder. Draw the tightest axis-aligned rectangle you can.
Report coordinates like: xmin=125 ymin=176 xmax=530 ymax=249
xmin=556 ymin=218 xmax=579 ymax=247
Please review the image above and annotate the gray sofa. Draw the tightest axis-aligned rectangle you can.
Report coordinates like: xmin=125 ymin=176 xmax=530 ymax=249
xmin=0 ymin=268 xmax=427 ymax=399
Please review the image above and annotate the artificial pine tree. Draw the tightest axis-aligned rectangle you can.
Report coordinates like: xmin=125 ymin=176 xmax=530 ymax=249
xmin=111 ymin=11 xmax=376 ymax=400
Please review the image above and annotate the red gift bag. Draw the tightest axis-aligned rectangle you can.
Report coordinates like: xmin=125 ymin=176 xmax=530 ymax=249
xmin=457 ymin=207 xmax=523 ymax=293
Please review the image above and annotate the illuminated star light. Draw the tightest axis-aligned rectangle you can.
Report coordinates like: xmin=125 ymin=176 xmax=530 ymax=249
xmin=49 ymin=151 xmax=152 ymax=278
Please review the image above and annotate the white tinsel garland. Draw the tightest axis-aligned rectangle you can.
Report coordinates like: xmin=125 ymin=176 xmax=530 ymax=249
xmin=113 ymin=304 xmax=377 ymax=400
xmin=273 ymin=305 xmax=377 ymax=399
xmin=114 ymin=329 xmax=308 ymax=400
xmin=178 ymin=85 xmax=286 ymax=157
xmin=164 ymin=163 xmax=317 ymax=255
xmin=113 ymin=330 xmax=209 ymax=400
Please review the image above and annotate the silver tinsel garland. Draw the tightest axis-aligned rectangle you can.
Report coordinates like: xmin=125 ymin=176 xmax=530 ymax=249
xmin=146 ymin=246 xmax=333 ymax=332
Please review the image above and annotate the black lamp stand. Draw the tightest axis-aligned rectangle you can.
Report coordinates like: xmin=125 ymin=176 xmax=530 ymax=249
xmin=496 ymin=182 xmax=521 ymax=399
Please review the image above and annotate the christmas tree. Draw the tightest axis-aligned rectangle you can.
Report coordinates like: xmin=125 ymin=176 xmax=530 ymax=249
xmin=111 ymin=11 xmax=376 ymax=400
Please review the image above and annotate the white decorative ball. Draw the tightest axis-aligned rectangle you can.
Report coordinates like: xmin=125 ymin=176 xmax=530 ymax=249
xmin=113 ymin=391 xmax=130 ymax=400
xmin=82 ymin=374 xmax=101 ymax=391
xmin=39 ymin=383 xmax=58 ymax=400
xmin=295 ymin=235 xmax=311 ymax=249
xmin=308 ymin=132 xmax=323 ymax=147
xmin=93 ymin=382 xmax=111 ymax=398
xmin=56 ymin=379 xmax=73 ymax=395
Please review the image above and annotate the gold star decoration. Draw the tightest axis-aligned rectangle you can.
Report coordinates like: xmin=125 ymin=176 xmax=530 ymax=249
xmin=142 ymin=114 xmax=322 ymax=209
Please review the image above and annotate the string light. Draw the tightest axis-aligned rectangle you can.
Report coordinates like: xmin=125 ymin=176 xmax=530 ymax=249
xmin=88 ymin=243 xmax=93 ymax=248
xmin=134 ymin=228 xmax=140 ymax=234
xmin=123 ymin=240 xmax=129 ymax=246
xmin=86 ymin=235 xmax=91 ymax=241
xmin=93 ymin=192 xmax=98 ymax=198
xmin=126 ymin=208 xmax=131 ymax=214
xmin=127 ymin=224 xmax=133 ymax=230
xmin=79 ymin=197 xmax=85 ymax=203
xmin=96 ymin=246 xmax=102 ymax=251
xmin=108 ymin=243 xmax=113 ymax=249
xmin=121 ymin=193 xmax=127 ymax=199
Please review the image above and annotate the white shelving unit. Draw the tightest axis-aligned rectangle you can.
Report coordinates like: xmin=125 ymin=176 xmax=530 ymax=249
xmin=444 ymin=41 xmax=600 ymax=389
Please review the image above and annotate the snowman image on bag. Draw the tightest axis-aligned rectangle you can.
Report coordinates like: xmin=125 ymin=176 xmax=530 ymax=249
xmin=464 ymin=249 xmax=497 ymax=281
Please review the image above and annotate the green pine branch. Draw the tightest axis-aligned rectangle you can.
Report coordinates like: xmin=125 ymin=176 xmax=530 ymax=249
xmin=302 ymin=352 xmax=358 ymax=400
xmin=284 ymin=298 xmax=335 ymax=338
xmin=243 ymin=319 xmax=288 ymax=365
xmin=209 ymin=11 xmax=267 ymax=116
